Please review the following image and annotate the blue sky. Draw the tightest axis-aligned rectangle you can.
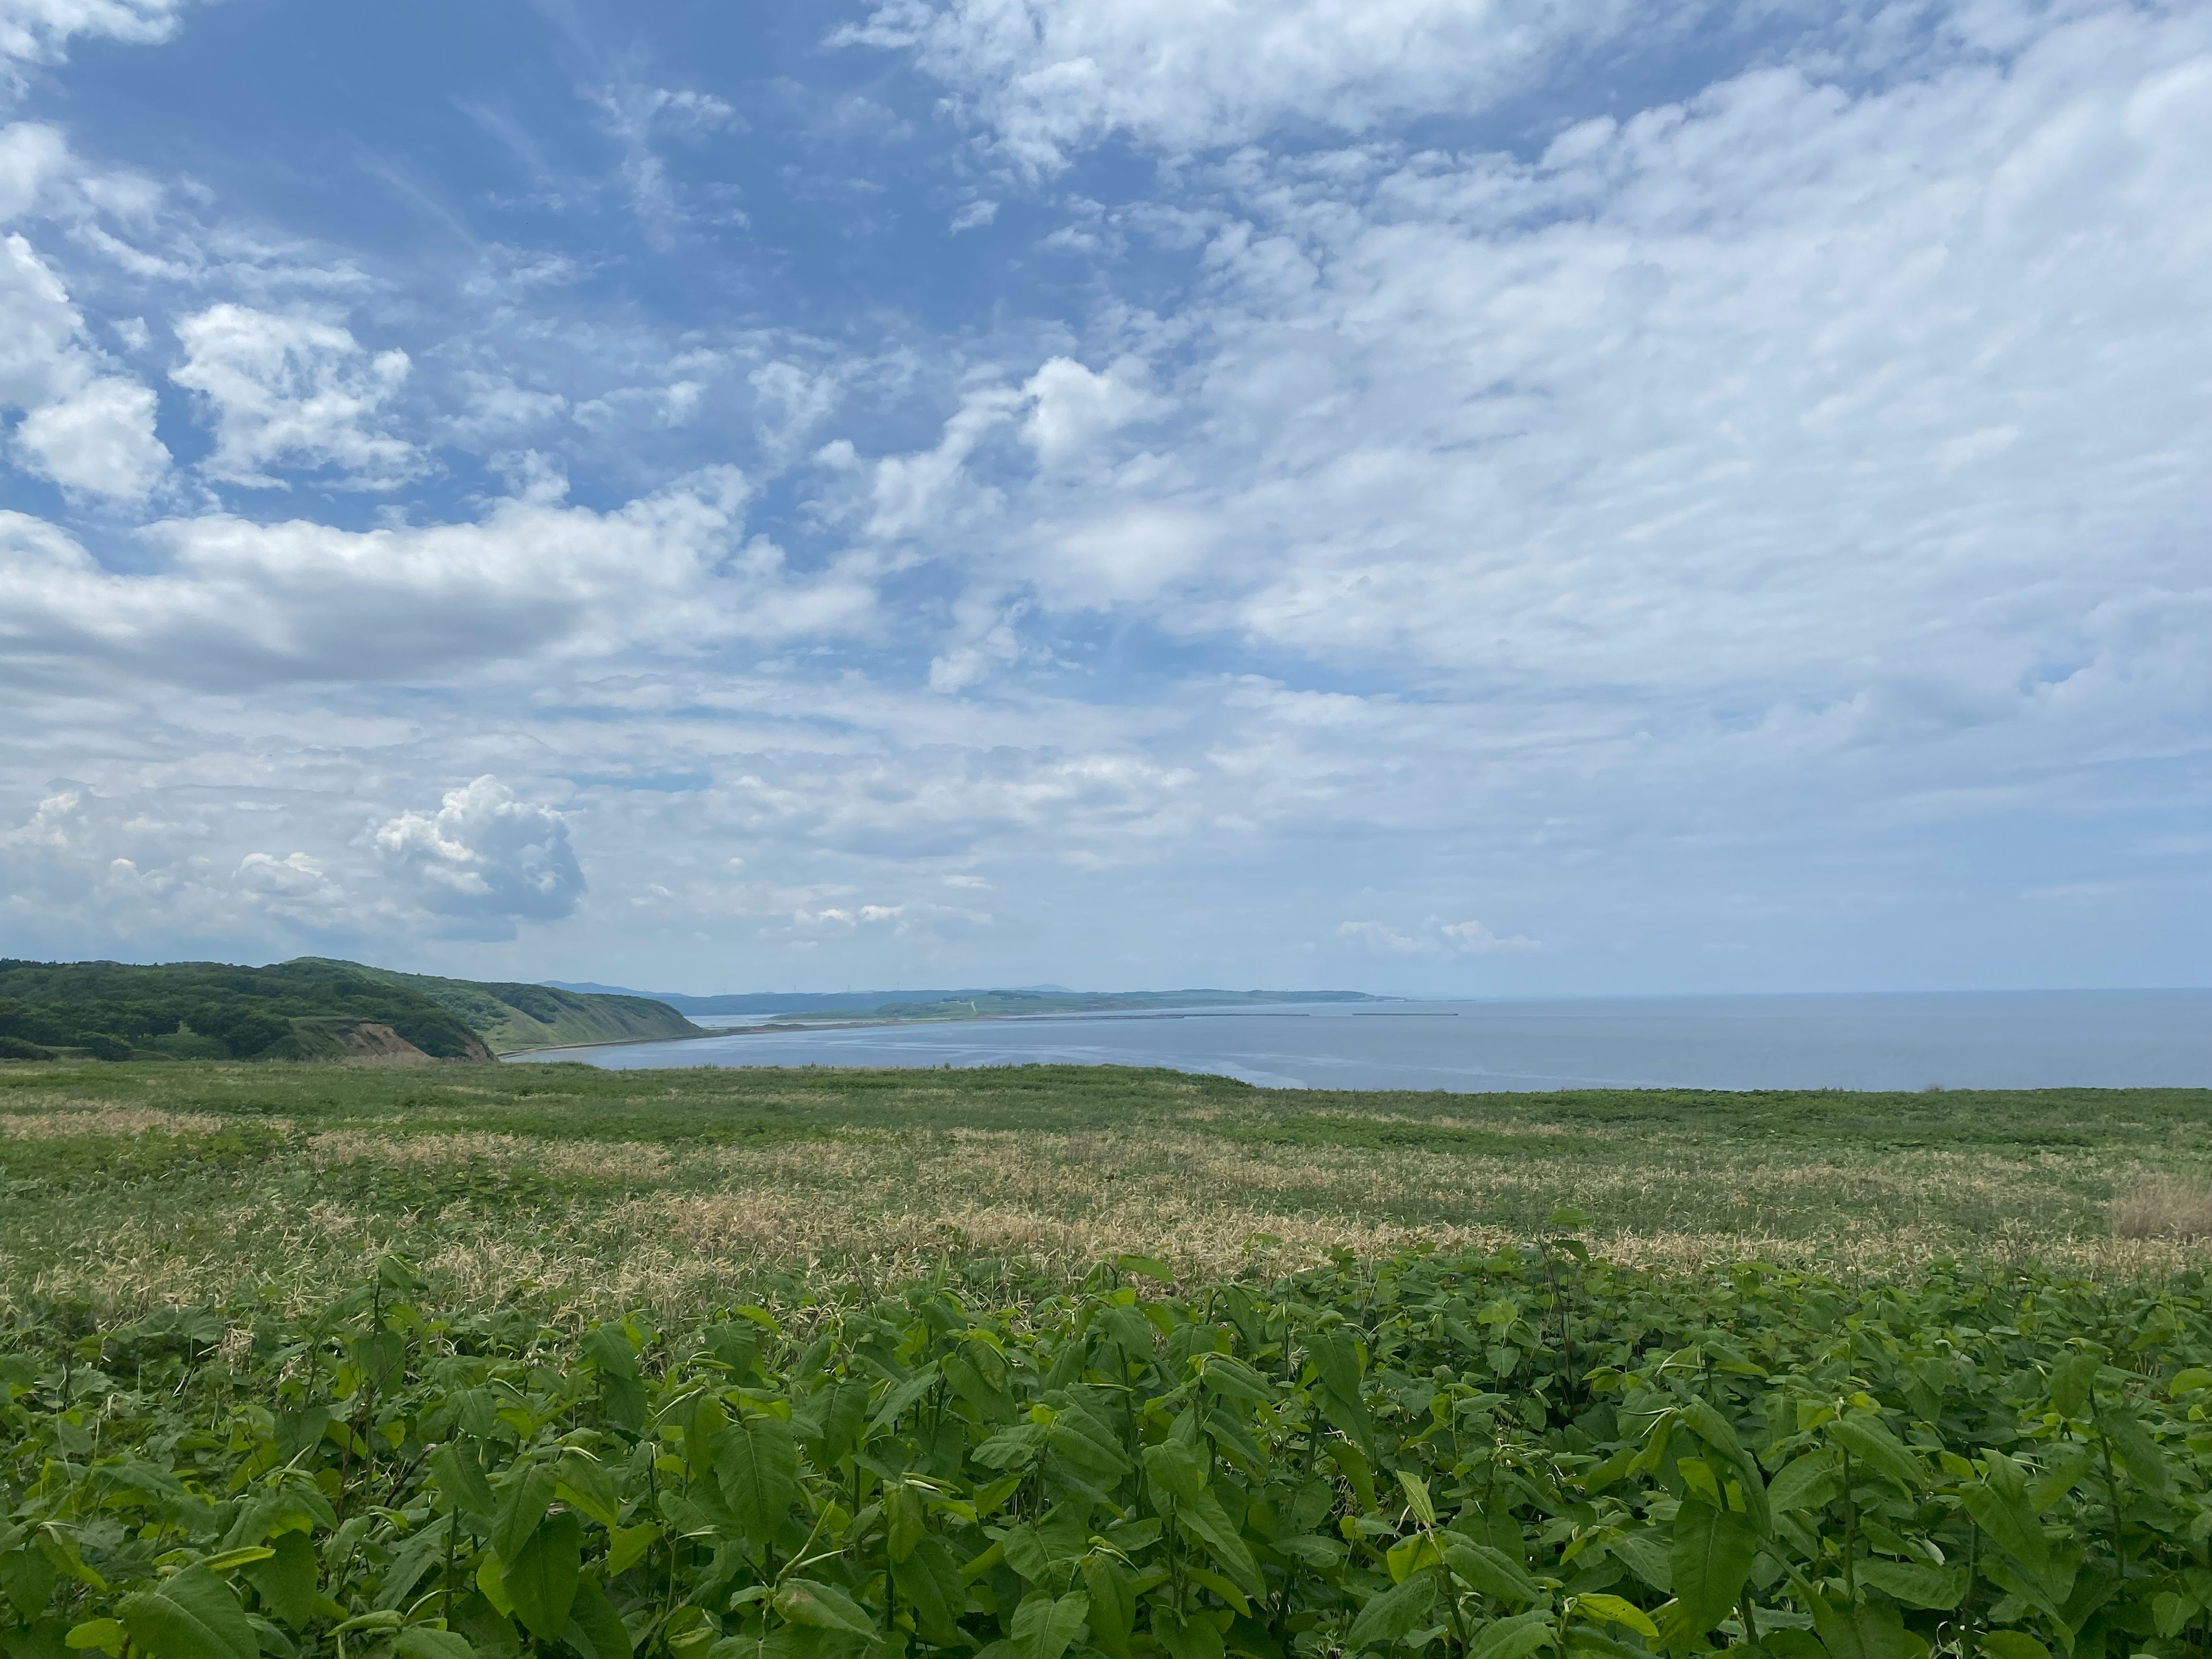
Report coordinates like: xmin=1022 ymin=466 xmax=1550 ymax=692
xmin=0 ymin=0 xmax=2205 ymax=995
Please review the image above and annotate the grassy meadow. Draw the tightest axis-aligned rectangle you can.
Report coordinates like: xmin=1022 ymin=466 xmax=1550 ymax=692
xmin=4 ymin=1058 xmax=2210 ymax=1317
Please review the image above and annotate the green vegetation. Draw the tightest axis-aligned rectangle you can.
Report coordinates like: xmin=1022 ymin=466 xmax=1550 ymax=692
xmin=4 ymin=1063 xmax=2210 ymax=1317
xmin=0 ymin=961 xmax=702 ymax=1064
xmin=7 ymin=1061 xmax=2212 ymax=1659
xmin=10 ymin=1235 xmax=2212 ymax=1659
xmin=0 ymin=960 xmax=490 ymax=1063
xmin=317 ymin=964 xmax=702 ymax=1055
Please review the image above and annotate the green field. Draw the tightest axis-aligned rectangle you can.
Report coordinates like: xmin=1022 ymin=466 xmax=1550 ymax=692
xmin=10 ymin=1063 xmax=2212 ymax=1659
xmin=4 ymin=1062 xmax=2209 ymax=1319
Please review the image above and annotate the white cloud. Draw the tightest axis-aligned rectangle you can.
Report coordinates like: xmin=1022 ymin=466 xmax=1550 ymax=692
xmin=839 ymin=0 xmax=1654 ymax=167
xmin=170 ymin=304 xmax=418 ymax=488
xmin=0 ymin=469 xmax=875 ymax=687
xmin=1020 ymin=355 xmax=1152 ymax=471
xmin=0 ymin=0 xmax=190 ymax=68
xmin=949 ymin=199 xmax=998 ymax=232
xmin=1339 ymin=917 xmax=1539 ymax=956
xmin=16 ymin=375 xmax=166 ymax=496
xmin=1438 ymin=919 xmax=1540 ymax=954
xmin=975 ymin=4 xmax=2211 ymax=756
xmin=0 ymin=228 xmax=169 ymax=497
xmin=373 ymin=775 xmax=584 ymax=934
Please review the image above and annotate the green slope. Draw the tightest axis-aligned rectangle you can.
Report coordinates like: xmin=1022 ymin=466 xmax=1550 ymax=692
xmin=0 ymin=958 xmax=491 ymax=1061
xmin=313 ymin=961 xmax=703 ymax=1054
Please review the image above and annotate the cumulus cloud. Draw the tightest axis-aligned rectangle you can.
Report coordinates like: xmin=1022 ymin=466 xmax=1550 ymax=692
xmin=1020 ymin=355 xmax=1153 ymax=471
xmin=170 ymin=304 xmax=418 ymax=488
xmin=373 ymin=775 xmax=584 ymax=935
xmin=0 ymin=230 xmax=169 ymax=497
xmin=838 ymin=0 xmax=1656 ymax=167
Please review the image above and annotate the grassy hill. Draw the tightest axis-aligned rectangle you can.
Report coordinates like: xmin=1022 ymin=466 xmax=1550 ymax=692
xmin=0 ymin=957 xmax=492 ymax=1061
xmin=310 ymin=960 xmax=702 ymax=1053
xmin=0 ymin=957 xmax=704 ymax=1062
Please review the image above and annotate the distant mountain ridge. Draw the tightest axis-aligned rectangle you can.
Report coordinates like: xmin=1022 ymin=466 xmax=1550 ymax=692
xmin=543 ymin=981 xmax=1386 ymax=1019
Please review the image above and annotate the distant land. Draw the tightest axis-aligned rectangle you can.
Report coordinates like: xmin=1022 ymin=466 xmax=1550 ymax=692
xmin=0 ymin=957 xmax=702 ymax=1063
xmin=543 ymin=982 xmax=1389 ymax=1022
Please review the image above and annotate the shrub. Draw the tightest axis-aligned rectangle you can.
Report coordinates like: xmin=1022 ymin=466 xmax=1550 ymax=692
xmin=74 ymin=1031 xmax=134 ymax=1061
xmin=0 ymin=1035 xmax=51 ymax=1060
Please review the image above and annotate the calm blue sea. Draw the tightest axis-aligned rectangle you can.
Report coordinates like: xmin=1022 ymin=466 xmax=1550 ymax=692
xmin=524 ymin=990 xmax=2210 ymax=1092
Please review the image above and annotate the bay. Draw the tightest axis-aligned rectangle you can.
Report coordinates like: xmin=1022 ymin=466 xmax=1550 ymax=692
xmin=523 ymin=988 xmax=2209 ymax=1092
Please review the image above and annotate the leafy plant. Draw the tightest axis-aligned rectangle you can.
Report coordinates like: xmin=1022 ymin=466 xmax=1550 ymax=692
xmin=8 ymin=1244 xmax=2212 ymax=1659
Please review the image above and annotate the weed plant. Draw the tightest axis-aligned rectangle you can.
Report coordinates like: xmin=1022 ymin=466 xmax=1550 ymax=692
xmin=6 ymin=1238 xmax=2212 ymax=1659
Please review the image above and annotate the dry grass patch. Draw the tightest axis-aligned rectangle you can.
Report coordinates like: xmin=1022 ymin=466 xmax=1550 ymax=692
xmin=0 ymin=1108 xmax=231 ymax=1138
xmin=2112 ymin=1173 xmax=2212 ymax=1240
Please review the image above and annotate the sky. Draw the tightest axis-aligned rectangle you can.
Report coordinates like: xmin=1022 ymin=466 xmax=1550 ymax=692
xmin=0 ymin=0 xmax=2205 ymax=997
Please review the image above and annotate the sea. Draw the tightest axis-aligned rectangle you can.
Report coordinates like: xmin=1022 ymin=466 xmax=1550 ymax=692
xmin=523 ymin=988 xmax=2210 ymax=1092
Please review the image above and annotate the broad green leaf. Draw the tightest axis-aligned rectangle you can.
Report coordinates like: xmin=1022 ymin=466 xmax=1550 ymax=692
xmin=775 ymin=1579 xmax=877 ymax=1639
xmin=894 ymin=1536 xmax=968 ymax=1645
xmin=505 ymin=1512 xmax=583 ymax=1642
xmin=394 ymin=1630 xmax=475 ymax=1659
xmin=1468 ymin=1611 xmax=1555 ymax=1659
xmin=717 ymin=1414 xmax=800 ymax=1545
xmin=886 ymin=1482 xmax=928 ymax=1564
xmin=65 ymin=1622 xmax=123 ymax=1657
xmin=1081 ymin=1555 xmax=1135 ymax=1659
xmin=1980 ymin=1635 xmax=2051 ymax=1659
xmin=475 ymin=1552 xmax=513 ymax=1619
xmin=1668 ymin=1501 xmax=1756 ymax=1634
xmin=1171 ymin=1486 xmax=1263 ymax=1599
xmin=556 ymin=1451 xmax=624 ymax=1531
xmin=1963 ymin=1474 xmax=2050 ymax=1578
xmin=1859 ymin=1559 xmax=1968 ymax=1611
xmin=1347 ymin=1574 xmax=1437 ymax=1651
xmin=1575 ymin=1596 xmax=1659 ymax=1640
xmin=490 ymin=1463 xmax=558 ymax=1564
xmin=239 ymin=1531 xmax=317 ymax=1630
xmin=1813 ymin=1597 xmax=1904 ymax=1659
xmin=1007 ymin=1590 xmax=1089 ymax=1659
xmin=1185 ymin=1567 xmax=1250 ymax=1616
xmin=607 ymin=1522 xmax=660 ymax=1579
xmin=1388 ymin=1534 xmax=1441 ymax=1584
xmin=1768 ymin=1452 xmax=1842 ymax=1517
xmin=1444 ymin=1540 xmax=1543 ymax=1607
xmin=1830 ymin=1417 xmax=1921 ymax=1494
xmin=197 ymin=1550 xmax=274 ymax=1575
xmin=118 ymin=1566 xmax=259 ymax=1659
xmin=563 ymin=1579 xmax=634 ymax=1659
xmin=2047 ymin=1352 xmax=2099 ymax=1419
xmin=2101 ymin=1406 xmax=2172 ymax=1497
xmin=1680 ymin=1400 xmax=1771 ymax=1533
xmin=1153 ymin=1608 xmax=1225 ymax=1659
xmin=1601 ymin=1532 xmax=1671 ymax=1596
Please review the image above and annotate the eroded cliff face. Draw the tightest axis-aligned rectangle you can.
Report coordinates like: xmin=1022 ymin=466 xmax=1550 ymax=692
xmin=334 ymin=1021 xmax=495 ymax=1063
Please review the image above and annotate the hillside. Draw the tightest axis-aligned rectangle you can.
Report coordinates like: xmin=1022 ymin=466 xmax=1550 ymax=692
xmin=0 ymin=957 xmax=491 ymax=1062
xmin=319 ymin=961 xmax=703 ymax=1052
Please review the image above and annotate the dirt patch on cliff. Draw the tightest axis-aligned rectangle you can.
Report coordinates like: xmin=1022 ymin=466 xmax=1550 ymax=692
xmin=335 ymin=1023 xmax=437 ymax=1066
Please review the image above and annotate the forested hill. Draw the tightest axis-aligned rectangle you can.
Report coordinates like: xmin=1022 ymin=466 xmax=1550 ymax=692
xmin=310 ymin=961 xmax=701 ymax=1053
xmin=0 ymin=958 xmax=703 ymax=1062
xmin=0 ymin=958 xmax=491 ymax=1062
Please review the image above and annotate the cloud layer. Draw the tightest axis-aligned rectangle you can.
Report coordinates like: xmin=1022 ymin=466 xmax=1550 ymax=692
xmin=0 ymin=0 xmax=2202 ymax=993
